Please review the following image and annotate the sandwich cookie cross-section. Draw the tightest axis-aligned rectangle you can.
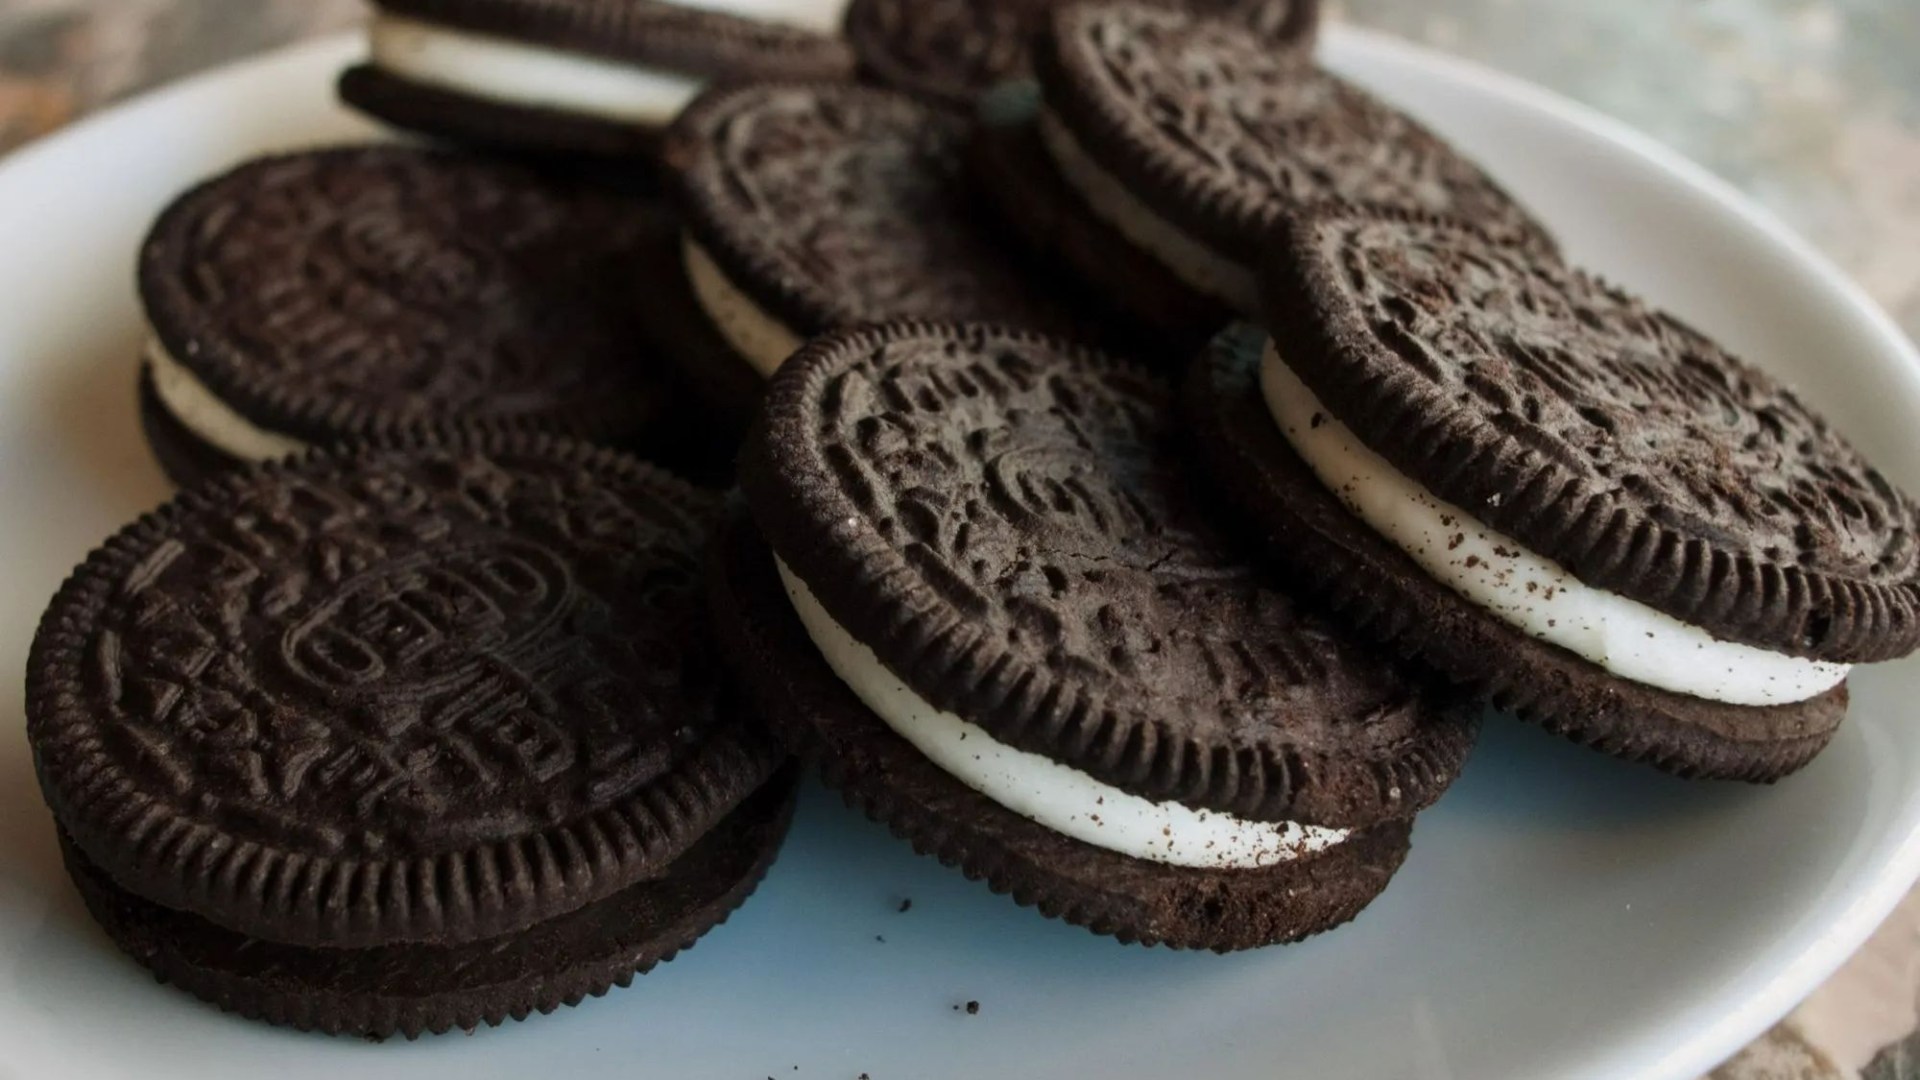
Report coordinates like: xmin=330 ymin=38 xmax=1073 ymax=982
xmin=713 ymin=320 xmax=1478 ymax=950
xmin=136 ymin=145 xmax=699 ymax=487
xmin=27 ymin=436 xmax=797 ymax=1036
xmin=340 ymin=0 xmax=855 ymax=159
xmin=655 ymin=81 xmax=1106 ymax=424
xmin=1188 ymin=206 xmax=1920 ymax=780
xmin=969 ymin=1 xmax=1550 ymax=349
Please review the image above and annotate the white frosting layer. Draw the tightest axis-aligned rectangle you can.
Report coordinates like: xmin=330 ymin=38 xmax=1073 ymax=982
xmin=1258 ymin=341 xmax=1850 ymax=706
xmin=1035 ymin=107 xmax=1259 ymax=313
xmin=682 ymin=234 xmax=806 ymax=378
xmin=776 ymin=558 xmax=1351 ymax=869
xmin=667 ymin=0 xmax=846 ymax=32
xmin=369 ymin=14 xmax=704 ymax=126
xmin=144 ymin=337 xmax=307 ymax=462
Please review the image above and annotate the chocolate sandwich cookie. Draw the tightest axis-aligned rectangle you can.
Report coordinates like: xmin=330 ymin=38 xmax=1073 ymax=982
xmin=659 ymin=82 xmax=1107 ymax=417
xmin=716 ymin=321 xmax=1477 ymax=950
xmin=844 ymin=0 xmax=1319 ymax=111
xmin=1188 ymin=207 xmax=1920 ymax=780
xmin=27 ymin=436 xmax=793 ymax=1035
xmin=973 ymin=1 xmax=1549 ymax=330
xmin=136 ymin=145 xmax=706 ymax=488
xmin=339 ymin=0 xmax=854 ymax=159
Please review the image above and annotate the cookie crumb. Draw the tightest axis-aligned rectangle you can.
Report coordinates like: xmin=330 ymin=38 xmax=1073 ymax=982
xmin=966 ymin=1001 xmax=980 ymax=1015
xmin=897 ymin=898 xmax=912 ymax=913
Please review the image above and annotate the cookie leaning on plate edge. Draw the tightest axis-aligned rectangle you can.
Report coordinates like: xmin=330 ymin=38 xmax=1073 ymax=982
xmin=714 ymin=320 xmax=1478 ymax=950
xmin=135 ymin=144 xmax=718 ymax=487
xmin=339 ymin=0 xmax=854 ymax=159
xmin=1187 ymin=204 xmax=1920 ymax=780
xmin=26 ymin=435 xmax=796 ymax=1036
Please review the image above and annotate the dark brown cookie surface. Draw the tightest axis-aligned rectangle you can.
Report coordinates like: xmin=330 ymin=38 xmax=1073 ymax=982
xmin=29 ymin=437 xmax=778 ymax=950
xmin=139 ymin=146 xmax=674 ymax=446
xmin=666 ymin=83 xmax=1099 ymax=345
xmin=708 ymin=517 xmax=1413 ymax=951
xmin=844 ymin=0 xmax=1318 ymax=110
xmin=742 ymin=321 xmax=1476 ymax=828
xmin=1033 ymin=2 xmax=1550 ymax=258
xmin=1186 ymin=326 xmax=1847 ymax=780
xmin=371 ymin=0 xmax=854 ymax=81
xmin=59 ymin=773 xmax=796 ymax=1038
xmin=633 ymin=223 xmax=768 ymax=431
xmin=1265 ymin=209 xmax=1920 ymax=662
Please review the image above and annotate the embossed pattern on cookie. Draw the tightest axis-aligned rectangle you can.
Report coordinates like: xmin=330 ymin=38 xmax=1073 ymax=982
xmin=1265 ymin=207 xmax=1920 ymax=661
xmin=28 ymin=437 xmax=776 ymax=949
xmin=139 ymin=146 xmax=674 ymax=446
xmin=744 ymin=321 xmax=1476 ymax=825
xmin=844 ymin=0 xmax=1319 ymax=110
xmin=1034 ymin=1 xmax=1551 ymax=256
xmin=667 ymin=83 xmax=1098 ymax=344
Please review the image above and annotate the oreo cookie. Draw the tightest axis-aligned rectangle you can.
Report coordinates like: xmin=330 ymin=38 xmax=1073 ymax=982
xmin=339 ymin=0 xmax=854 ymax=159
xmin=1187 ymin=207 xmax=1920 ymax=779
xmin=659 ymin=82 xmax=1107 ymax=414
xmin=844 ymin=0 xmax=1319 ymax=111
xmin=974 ymin=1 xmax=1549 ymax=326
xmin=27 ymin=436 xmax=793 ymax=1035
xmin=718 ymin=320 xmax=1476 ymax=950
xmin=136 ymin=146 xmax=697 ymax=488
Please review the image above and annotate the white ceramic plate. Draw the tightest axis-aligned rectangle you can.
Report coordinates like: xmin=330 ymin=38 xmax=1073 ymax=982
xmin=0 ymin=28 xmax=1916 ymax=1080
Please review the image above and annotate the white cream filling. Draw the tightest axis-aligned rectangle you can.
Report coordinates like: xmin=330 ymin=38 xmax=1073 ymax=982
xmin=1258 ymin=341 xmax=1850 ymax=706
xmin=144 ymin=337 xmax=307 ymax=462
xmin=369 ymin=14 xmax=705 ymax=126
xmin=663 ymin=0 xmax=846 ymax=31
xmin=776 ymin=558 xmax=1350 ymax=869
xmin=1035 ymin=107 xmax=1260 ymax=313
xmin=681 ymin=234 xmax=806 ymax=378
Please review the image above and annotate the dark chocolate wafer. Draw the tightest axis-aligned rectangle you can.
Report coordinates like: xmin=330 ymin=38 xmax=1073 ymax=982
xmin=135 ymin=145 xmax=727 ymax=482
xmin=60 ymin=773 xmax=795 ymax=1039
xmin=1031 ymin=2 xmax=1552 ymax=267
xmin=845 ymin=0 xmax=1319 ymax=111
xmin=633 ymin=222 xmax=768 ymax=430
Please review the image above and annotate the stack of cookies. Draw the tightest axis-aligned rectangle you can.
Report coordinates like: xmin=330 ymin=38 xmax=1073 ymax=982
xmin=24 ymin=0 xmax=1920 ymax=1040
